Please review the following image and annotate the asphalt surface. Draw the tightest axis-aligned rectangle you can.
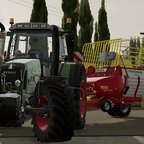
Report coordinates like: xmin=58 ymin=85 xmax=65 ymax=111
xmin=0 ymin=107 xmax=144 ymax=144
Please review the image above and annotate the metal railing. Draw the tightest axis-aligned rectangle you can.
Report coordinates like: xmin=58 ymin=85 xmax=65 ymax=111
xmin=82 ymin=38 xmax=144 ymax=69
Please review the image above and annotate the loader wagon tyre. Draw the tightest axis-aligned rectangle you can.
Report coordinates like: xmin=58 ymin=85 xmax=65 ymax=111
xmin=107 ymin=106 xmax=118 ymax=117
xmin=31 ymin=81 xmax=74 ymax=142
xmin=100 ymin=100 xmax=112 ymax=112
xmin=116 ymin=104 xmax=131 ymax=117
xmin=107 ymin=104 xmax=131 ymax=117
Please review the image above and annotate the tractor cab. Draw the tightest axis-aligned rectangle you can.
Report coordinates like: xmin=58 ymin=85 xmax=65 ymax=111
xmin=4 ymin=23 xmax=68 ymax=75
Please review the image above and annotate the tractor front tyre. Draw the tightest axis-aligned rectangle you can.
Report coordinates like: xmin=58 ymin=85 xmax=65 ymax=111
xmin=32 ymin=82 xmax=73 ymax=142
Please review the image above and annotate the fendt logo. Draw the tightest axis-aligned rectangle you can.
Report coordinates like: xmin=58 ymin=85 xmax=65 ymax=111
xmin=8 ymin=64 xmax=13 ymax=69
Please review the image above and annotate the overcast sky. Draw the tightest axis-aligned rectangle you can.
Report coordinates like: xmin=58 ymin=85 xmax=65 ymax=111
xmin=0 ymin=0 xmax=144 ymax=39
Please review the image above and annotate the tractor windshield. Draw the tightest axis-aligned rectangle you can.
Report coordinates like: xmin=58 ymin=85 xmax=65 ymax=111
xmin=7 ymin=31 xmax=52 ymax=60
xmin=7 ymin=31 xmax=68 ymax=61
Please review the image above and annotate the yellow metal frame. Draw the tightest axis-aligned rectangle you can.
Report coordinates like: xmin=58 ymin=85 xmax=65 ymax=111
xmin=82 ymin=38 xmax=144 ymax=69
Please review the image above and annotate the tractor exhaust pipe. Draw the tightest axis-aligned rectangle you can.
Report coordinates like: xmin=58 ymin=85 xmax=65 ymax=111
xmin=51 ymin=25 xmax=59 ymax=76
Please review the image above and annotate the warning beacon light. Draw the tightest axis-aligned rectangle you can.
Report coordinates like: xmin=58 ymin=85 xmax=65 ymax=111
xmin=66 ymin=18 xmax=72 ymax=31
xmin=9 ymin=18 xmax=14 ymax=25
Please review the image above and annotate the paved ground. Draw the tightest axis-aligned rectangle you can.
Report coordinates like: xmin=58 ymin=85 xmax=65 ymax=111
xmin=0 ymin=108 xmax=144 ymax=144
xmin=0 ymin=136 xmax=144 ymax=144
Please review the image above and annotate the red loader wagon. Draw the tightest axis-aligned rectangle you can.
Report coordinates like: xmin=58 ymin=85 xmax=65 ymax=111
xmin=82 ymin=38 xmax=144 ymax=117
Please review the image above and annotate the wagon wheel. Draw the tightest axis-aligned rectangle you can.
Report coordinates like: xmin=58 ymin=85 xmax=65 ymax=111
xmin=107 ymin=106 xmax=118 ymax=117
xmin=116 ymin=104 xmax=131 ymax=117
xmin=107 ymin=104 xmax=131 ymax=117
xmin=101 ymin=100 xmax=112 ymax=112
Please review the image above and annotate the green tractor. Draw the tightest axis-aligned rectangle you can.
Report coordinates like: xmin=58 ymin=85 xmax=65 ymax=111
xmin=0 ymin=23 xmax=87 ymax=142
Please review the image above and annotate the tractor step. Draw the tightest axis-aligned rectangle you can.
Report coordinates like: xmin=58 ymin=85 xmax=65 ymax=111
xmin=26 ymin=106 xmax=50 ymax=116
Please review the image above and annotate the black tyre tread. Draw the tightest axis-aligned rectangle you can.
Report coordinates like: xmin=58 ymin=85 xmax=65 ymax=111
xmin=116 ymin=104 xmax=131 ymax=117
xmin=101 ymin=100 xmax=111 ymax=112
xmin=32 ymin=82 xmax=74 ymax=142
xmin=108 ymin=104 xmax=131 ymax=117
xmin=107 ymin=106 xmax=118 ymax=117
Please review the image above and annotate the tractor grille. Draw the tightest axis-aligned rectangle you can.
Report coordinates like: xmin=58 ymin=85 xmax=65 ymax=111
xmin=1 ymin=63 xmax=25 ymax=89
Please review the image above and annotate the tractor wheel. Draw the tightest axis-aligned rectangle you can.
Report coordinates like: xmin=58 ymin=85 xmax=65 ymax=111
xmin=101 ymin=100 xmax=111 ymax=112
xmin=116 ymin=104 xmax=131 ymax=117
xmin=32 ymin=82 xmax=73 ymax=142
xmin=107 ymin=104 xmax=131 ymax=117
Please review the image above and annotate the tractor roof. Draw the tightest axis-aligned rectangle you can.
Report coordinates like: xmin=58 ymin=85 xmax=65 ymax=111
xmin=9 ymin=22 xmax=65 ymax=35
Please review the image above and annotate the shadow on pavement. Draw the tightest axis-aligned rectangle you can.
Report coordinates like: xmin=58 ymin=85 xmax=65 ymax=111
xmin=75 ymin=116 xmax=144 ymax=136
xmin=0 ymin=110 xmax=144 ymax=137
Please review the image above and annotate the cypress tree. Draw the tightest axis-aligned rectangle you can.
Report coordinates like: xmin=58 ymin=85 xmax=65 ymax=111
xmin=98 ymin=0 xmax=110 ymax=41
xmin=141 ymin=37 xmax=144 ymax=67
xmin=61 ymin=0 xmax=79 ymax=61
xmin=129 ymin=37 xmax=136 ymax=65
xmin=94 ymin=22 xmax=98 ymax=42
xmin=30 ymin=0 xmax=48 ymax=23
xmin=78 ymin=0 xmax=93 ymax=51
xmin=30 ymin=0 xmax=48 ymax=58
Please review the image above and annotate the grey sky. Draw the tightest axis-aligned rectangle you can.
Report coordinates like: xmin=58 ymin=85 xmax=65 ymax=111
xmin=0 ymin=0 xmax=144 ymax=39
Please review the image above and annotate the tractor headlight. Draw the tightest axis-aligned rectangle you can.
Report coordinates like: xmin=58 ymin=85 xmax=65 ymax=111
xmin=15 ymin=80 xmax=21 ymax=87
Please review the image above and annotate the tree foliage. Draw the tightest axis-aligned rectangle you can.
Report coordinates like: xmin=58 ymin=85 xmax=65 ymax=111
xmin=30 ymin=0 xmax=48 ymax=22
xmin=98 ymin=0 xmax=110 ymax=41
xmin=94 ymin=22 xmax=98 ymax=42
xmin=129 ymin=37 xmax=141 ymax=65
xmin=78 ymin=0 xmax=93 ymax=51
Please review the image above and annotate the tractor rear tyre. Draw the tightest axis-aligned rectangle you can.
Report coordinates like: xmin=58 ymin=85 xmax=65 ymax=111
xmin=107 ymin=106 xmax=118 ymax=117
xmin=31 ymin=81 xmax=73 ymax=142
